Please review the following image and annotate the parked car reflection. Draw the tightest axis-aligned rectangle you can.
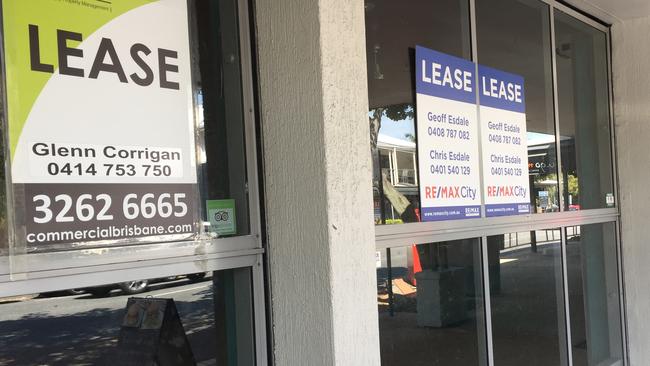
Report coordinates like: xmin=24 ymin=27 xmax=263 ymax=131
xmin=83 ymin=272 xmax=208 ymax=297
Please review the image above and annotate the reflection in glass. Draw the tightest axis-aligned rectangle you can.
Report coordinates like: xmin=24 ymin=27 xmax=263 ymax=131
xmin=488 ymin=229 xmax=567 ymax=366
xmin=476 ymin=0 xmax=559 ymax=214
xmin=365 ymin=0 xmax=471 ymax=224
xmin=566 ymin=223 xmax=623 ymax=365
xmin=377 ymin=239 xmax=486 ymax=365
xmin=0 ymin=61 xmax=7 ymax=273
xmin=194 ymin=0 xmax=250 ymax=236
xmin=0 ymin=269 xmax=255 ymax=365
xmin=3 ymin=0 xmax=252 ymax=261
xmin=555 ymin=11 xmax=614 ymax=210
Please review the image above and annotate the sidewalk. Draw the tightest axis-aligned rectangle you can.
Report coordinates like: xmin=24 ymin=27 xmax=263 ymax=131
xmin=0 ymin=294 xmax=38 ymax=304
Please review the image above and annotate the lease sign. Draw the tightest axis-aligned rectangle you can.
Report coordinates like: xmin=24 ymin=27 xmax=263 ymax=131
xmin=2 ymin=0 xmax=198 ymax=246
xmin=479 ymin=65 xmax=531 ymax=217
xmin=415 ymin=46 xmax=482 ymax=221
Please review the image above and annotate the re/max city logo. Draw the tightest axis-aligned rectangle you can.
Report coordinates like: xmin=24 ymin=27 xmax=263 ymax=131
xmin=424 ymin=185 xmax=478 ymax=200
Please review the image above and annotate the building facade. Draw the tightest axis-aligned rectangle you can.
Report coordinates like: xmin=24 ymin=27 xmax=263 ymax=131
xmin=1 ymin=0 xmax=650 ymax=365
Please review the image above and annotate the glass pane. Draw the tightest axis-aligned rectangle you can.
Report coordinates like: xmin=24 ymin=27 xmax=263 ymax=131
xmin=566 ymin=223 xmax=623 ymax=365
xmin=488 ymin=229 xmax=567 ymax=366
xmin=0 ymin=0 xmax=250 ymax=259
xmin=554 ymin=11 xmax=614 ymax=211
xmin=0 ymin=268 xmax=255 ymax=365
xmin=194 ymin=0 xmax=250 ymax=237
xmin=377 ymin=239 xmax=486 ymax=365
xmin=0 ymin=61 xmax=7 ymax=275
xmin=476 ymin=0 xmax=560 ymax=214
xmin=365 ymin=0 xmax=471 ymax=224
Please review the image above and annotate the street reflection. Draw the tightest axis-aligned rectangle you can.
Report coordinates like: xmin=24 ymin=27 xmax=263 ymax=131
xmin=377 ymin=239 xmax=484 ymax=366
xmin=0 ymin=275 xmax=216 ymax=365
xmin=489 ymin=229 xmax=566 ymax=366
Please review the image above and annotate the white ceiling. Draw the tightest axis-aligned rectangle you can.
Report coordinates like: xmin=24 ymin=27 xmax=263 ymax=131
xmin=564 ymin=0 xmax=650 ymax=22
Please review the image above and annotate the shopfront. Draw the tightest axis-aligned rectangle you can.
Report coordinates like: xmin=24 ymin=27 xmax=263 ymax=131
xmin=0 ymin=0 xmax=645 ymax=365
xmin=0 ymin=0 xmax=267 ymax=364
xmin=368 ymin=0 xmax=624 ymax=365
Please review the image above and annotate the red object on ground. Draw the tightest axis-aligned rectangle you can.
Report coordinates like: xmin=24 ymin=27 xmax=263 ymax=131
xmin=410 ymin=245 xmax=422 ymax=284
xmin=408 ymin=208 xmax=423 ymax=285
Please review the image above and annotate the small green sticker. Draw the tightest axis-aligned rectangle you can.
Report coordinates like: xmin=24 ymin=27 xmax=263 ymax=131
xmin=207 ymin=199 xmax=236 ymax=235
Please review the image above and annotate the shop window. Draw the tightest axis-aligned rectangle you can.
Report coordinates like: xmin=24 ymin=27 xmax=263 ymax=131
xmin=476 ymin=0 xmax=560 ymax=214
xmin=0 ymin=90 xmax=7 ymax=266
xmin=365 ymin=0 xmax=471 ymax=224
xmin=487 ymin=229 xmax=567 ymax=366
xmin=0 ymin=268 xmax=256 ymax=365
xmin=377 ymin=239 xmax=486 ymax=365
xmin=367 ymin=0 xmax=622 ymax=365
xmin=367 ymin=0 xmax=616 ymax=223
xmin=0 ymin=0 xmax=254 ymax=278
xmin=554 ymin=11 xmax=614 ymax=211
xmin=194 ymin=0 xmax=251 ymax=238
xmin=566 ymin=223 xmax=623 ymax=365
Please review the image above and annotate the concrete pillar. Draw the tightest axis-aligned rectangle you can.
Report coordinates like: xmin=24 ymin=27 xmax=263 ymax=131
xmin=612 ymin=16 xmax=650 ymax=365
xmin=253 ymin=0 xmax=381 ymax=365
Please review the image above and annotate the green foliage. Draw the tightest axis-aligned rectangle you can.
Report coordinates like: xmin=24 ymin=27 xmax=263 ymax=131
xmin=384 ymin=103 xmax=414 ymax=121
xmin=567 ymin=174 xmax=579 ymax=200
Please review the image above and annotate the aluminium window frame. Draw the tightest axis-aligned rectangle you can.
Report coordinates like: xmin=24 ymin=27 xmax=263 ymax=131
xmin=373 ymin=1 xmax=626 ymax=365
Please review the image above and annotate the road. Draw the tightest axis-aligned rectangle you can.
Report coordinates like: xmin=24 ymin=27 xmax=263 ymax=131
xmin=0 ymin=277 xmax=217 ymax=366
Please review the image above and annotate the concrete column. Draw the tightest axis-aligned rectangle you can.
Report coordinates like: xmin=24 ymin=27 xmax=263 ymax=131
xmin=612 ymin=16 xmax=650 ymax=365
xmin=253 ymin=0 xmax=380 ymax=365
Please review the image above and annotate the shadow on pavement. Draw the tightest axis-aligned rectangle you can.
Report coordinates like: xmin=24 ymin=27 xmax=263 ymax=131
xmin=0 ymin=285 xmax=215 ymax=366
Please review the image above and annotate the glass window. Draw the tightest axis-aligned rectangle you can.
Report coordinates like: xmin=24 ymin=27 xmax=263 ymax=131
xmin=377 ymin=239 xmax=486 ymax=365
xmin=554 ymin=11 xmax=614 ymax=211
xmin=0 ymin=72 xmax=7 ymax=275
xmin=0 ymin=0 xmax=251 ymax=268
xmin=566 ymin=223 xmax=623 ymax=365
xmin=0 ymin=268 xmax=256 ymax=365
xmin=365 ymin=0 xmax=471 ymax=224
xmin=488 ymin=229 xmax=567 ymax=366
xmin=366 ymin=2 xmax=622 ymax=366
xmin=194 ymin=0 xmax=251 ymax=237
xmin=476 ymin=0 xmax=560 ymax=214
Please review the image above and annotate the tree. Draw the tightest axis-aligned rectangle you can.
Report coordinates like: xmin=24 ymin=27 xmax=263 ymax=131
xmin=369 ymin=104 xmax=418 ymax=223
xmin=567 ymin=174 xmax=579 ymax=202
